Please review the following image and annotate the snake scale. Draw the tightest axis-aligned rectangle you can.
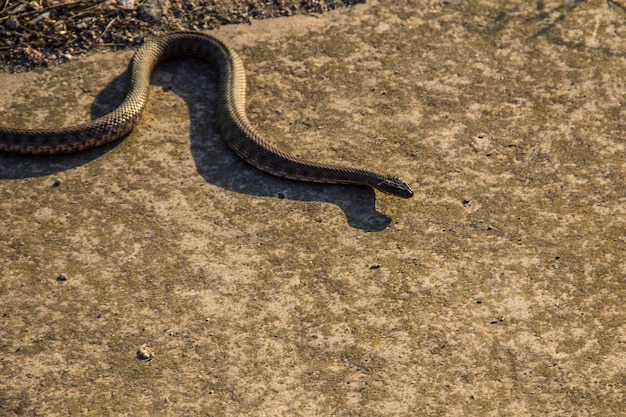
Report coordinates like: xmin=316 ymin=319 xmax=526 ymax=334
xmin=0 ymin=32 xmax=413 ymax=198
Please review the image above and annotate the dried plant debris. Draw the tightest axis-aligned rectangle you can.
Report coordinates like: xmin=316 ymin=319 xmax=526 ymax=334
xmin=0 ymin=0 xmax=364 ymax=72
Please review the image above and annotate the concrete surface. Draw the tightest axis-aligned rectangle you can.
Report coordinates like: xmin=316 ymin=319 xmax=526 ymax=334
xmin=0 ymin=0 xmax=624 ymax=415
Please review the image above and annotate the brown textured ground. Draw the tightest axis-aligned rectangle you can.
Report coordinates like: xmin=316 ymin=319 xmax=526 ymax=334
xmin=1 ymin=0 xmax=625 ymax=415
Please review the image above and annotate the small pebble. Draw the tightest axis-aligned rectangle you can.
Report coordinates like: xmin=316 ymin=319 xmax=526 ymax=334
xmin=376 ymin=23 xmax=391 ymax=33
xmin=138 ymin=0 xmax=169 ymax=22
xmin=136 ymin=343 xmax=154 ymax=361
xmin=31 ymin=11 xmax=50 ymax=25
xmin=118 ymin=0 xmax=136 ymax=9
xmin=4 ymin=18 xmax=18 ymax=30
xmin=56 ymin=274 xmax=67 ymax=282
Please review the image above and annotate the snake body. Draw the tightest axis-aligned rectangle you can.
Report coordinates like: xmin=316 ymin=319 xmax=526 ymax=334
xmin=0 ymin=32 xmax=413 ymax=198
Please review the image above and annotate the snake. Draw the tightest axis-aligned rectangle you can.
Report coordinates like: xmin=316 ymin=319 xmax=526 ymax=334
xmin=0 ymin=32 xmax=413 ymax=198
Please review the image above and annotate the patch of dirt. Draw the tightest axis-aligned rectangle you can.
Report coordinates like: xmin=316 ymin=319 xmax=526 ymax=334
xmin=0 ymin=0 xmax=364 ymax=72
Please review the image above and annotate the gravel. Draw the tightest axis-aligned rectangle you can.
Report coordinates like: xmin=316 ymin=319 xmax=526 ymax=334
xmin=0 ymin=0 xmax=364 ymax=72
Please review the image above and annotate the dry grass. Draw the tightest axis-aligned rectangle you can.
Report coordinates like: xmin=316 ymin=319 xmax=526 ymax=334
xmin=0 ymin=0 xmax=363 ymax=71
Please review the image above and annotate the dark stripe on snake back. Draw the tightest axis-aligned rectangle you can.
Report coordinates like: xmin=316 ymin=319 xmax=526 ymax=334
xmin=0 ymin=32 xmax=413 ymax=198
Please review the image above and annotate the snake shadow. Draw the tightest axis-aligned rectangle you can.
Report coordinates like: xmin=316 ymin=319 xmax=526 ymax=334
xmin=0 ymin=57 xmax=392 ymax=231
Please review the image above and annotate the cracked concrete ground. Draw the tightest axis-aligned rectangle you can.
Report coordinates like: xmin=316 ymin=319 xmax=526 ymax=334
xmin=0 ymin=1 xmax=624 ymax=415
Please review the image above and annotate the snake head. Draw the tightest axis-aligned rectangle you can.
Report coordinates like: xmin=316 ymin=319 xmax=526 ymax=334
xmin=376 ymin=177 xmax=414 ymax=198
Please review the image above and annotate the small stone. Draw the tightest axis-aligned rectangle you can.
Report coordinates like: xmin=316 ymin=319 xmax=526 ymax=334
xmin=56 ymin=274 xmax=67 ymax=282
xmin=30 ymin=11 xmax=50 ymax=25
xmin=4 ymin=18 xmax=18 ymax=30
xmin=138 ymin=0 xmax=169 ymax=22
xmin=136 ymin=343 xmax=154 ymax=361
xmin=118 ymin=0 xmax=136 ymax=10
xmin=376 ymin=23 xmax=391 ymax=33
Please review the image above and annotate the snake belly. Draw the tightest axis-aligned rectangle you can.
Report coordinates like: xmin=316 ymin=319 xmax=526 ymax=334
xmin=0 ymin=32 xmax=413 ymax=198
